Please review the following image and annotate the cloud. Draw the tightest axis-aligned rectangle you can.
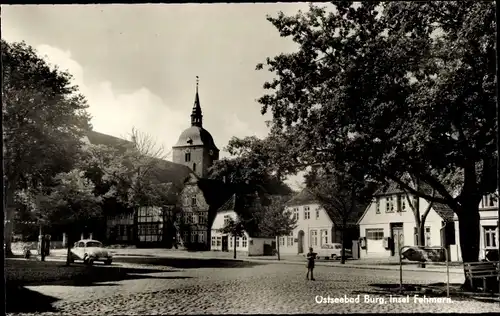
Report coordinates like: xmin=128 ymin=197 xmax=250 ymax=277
xmin=35 ymin=44 xmax=187 ymax=159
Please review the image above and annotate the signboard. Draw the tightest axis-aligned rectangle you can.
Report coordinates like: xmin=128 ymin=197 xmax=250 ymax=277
xmin=294 ymin=238 xmax=298 ymax=242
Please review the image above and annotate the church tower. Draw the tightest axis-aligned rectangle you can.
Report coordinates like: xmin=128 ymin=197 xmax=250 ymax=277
xmin=172 ymin=77 xmax=219 ymax=178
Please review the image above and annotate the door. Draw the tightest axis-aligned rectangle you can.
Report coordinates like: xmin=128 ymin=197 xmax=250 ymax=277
xmin=297 ymin=230 xmax=305 ymax=254
xmin=222 ymin=235 xmax=228 ymax=252
xmin=392 ymin=226 xmax=404 ymax=256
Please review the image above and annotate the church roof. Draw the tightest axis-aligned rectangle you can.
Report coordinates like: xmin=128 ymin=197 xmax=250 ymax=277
xmin=173 ymin=126 xmax=219 ymax=150
xmin=85 ymin=130 xmax=194 ymax=205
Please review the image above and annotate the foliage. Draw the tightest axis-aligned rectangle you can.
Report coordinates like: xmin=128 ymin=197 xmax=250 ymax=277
xmin=16 ymin=169 xmax=102 ymax=228
xmin=305 ymin=164 xmax=375 ymax=228
xmin=78 ymin=128 xmax=177 ymax=210
xmin=259 ymin=195 xmax=297 ymax=238
xmin=256 ymin=1 xmax=496 ymax=262
xmin=218 ymin=217 xmax=246 ymax=238
xmin=208 ymin=135 xmax=295 ymax=196
xmin=2 ymin=39 xmax=92 ymax=255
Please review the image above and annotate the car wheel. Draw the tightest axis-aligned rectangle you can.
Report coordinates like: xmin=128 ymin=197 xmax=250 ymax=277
xmin=331 ymin=254 xmax=338 ymax=260
xmin=325 ymin=257 xmax=329 ymax=260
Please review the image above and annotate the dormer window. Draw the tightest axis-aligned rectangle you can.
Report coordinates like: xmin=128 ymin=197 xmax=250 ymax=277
xmin=187 ymin=137 xmax=193 ymax=144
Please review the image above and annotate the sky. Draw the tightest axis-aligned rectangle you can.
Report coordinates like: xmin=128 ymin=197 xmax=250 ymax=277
xmin=1 ymin=3 xmax=320 ymax=190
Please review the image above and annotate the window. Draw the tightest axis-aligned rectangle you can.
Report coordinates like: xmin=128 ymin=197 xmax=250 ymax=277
xmin=185 ymin=152 xmax=191 ymax=162
xmin=304 ymin=206 xmax=310 ymax=220
xmin=401 ymin=196 xmax=407 ymax=212
xmin=229 ymin=237 xmax=233 ymax=248
xmin=385 ymin=196 xmax=394 ymax=212
xmin=138 ymin=223 xmax=162 ymax=242
xmin=211 ymin=236 xmax=216 ymax=247
xmin=191 ymin=197 xmax=197 ymax=206
xmin=293 ymin=208 xmax=299 ymax=220
xmin=216 ymin=236 xmax=222 ymax=247
xmin=316 ymin=208 xmax=320 ymax=219
xmin=484 ymin=226 xmax=497 ymax=248
xmin=310 ymin=230 xmax=318 ymax=246
xmin=287 ymin=236 xmax=294 ymax=246
xmin=242 ymin=236 xmax=248 ymax=248
xmin=375 ymin=198 xmax=380 ymax=214
xmin=185 ymin=212 xmax=192 ymax=224
xmin=199 ymin=213 xmax=207 ymax=225
xmin=425 ymin=227 xmax=431 ymax=246
xmin=236 ymin=237 xmax=240 ymax=248
xmin=198 ymin=231 xmax=205 ymax=243
xmin=183 ymin=231 xmax=188 ymax=243
xmin=78 ymin=242 xmax=85 ymax=247
xmin=224 ymin=215 xmax=231 ymax=226
xmin=366 ymin=229 xmax=384 ymax=240
xmin=191 ymin=213 xmax=197 ymax=224
xmin=193 ymin=163 xmax=196 ymax=172
xmin=279 ymin=236 xmax=285 ymax=246
xmin=191 ymin=231 xmax=198 ymax=243
xmin=320 ymin=230 xmax=328 ymax=245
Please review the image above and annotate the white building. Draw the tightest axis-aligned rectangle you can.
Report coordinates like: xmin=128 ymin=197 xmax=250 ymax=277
xmin=357 ymin=182 xmax=455 ymax=259
xmin=278 ymin=189 xmax=361 ymax=255
xmin=210 ymin=194 xmax=274 ymax=256
xmin=451 ymin=194 xmax=499 ymax=261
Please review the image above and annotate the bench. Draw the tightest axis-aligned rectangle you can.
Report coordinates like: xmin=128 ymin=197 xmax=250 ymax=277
xmin=464 ymin=261 xmax=499 ymax=293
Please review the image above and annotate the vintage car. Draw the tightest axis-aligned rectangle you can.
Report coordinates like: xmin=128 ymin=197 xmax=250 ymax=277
xmin=70 ymin=239 xmax=113 ymax=265
xmin=306 ymin=243 xmax=352 ymax=260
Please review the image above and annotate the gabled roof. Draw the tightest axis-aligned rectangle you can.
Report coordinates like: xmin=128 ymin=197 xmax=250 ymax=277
xmin=432 ymin=203 xmax=455 ymax=222
xmin=214 ymin=191 xmax=274 ymax=238
xmin=372 ymin=180 xmax=455 ymax=222
xmin=285 ymin=188 xmax=319 ymax=206
xmin=286 ymin=188 xmax=366 ymax=227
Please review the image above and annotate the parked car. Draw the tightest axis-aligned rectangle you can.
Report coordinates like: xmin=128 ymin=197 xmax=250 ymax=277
xmin=70 ymin=239 xmax=113 ymax=265
xmin=309 ymin=243 xmax=352 ymax=260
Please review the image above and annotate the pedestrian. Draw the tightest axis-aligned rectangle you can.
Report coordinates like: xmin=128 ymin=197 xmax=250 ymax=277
xmin=306 ymin=247 xmax=316 ymax=281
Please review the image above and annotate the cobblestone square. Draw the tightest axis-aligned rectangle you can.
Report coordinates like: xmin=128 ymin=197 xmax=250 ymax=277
xmin=9 ymin=260 xmax=500 ymax=315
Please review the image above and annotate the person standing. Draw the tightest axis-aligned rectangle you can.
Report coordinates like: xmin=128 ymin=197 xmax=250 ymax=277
xmin=306 ymin=247 xmax=316 ymax=281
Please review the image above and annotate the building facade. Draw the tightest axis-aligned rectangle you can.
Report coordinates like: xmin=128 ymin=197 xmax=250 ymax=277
xmin=278 ymin=189 xmax=348 ymax=255
xmin=210 ymin=194 xmax=275 ymax=256
xmin=357 ymin=183 xmax=455 ymax=259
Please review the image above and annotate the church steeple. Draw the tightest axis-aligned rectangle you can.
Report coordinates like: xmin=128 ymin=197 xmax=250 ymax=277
xmin=191 ymin=76 xmax=203 ymax=127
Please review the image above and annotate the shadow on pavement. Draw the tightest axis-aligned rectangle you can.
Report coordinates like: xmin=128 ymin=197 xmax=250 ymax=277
xmin=351 ymin=283 xmax=500 ymax=304
xmin=115 ymin=256 xmax=268 ymax=269
xmin=6 ymin=259 xmax=191 ymax=287
xmin=6 ymin=283 xmax=60 ymax=313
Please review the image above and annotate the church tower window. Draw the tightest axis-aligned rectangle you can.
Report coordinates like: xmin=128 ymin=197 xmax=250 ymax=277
xmin=185 ymin=152 xmax=191 ymax=162
xmin=193 ymin=163 xmax=196 ymax=172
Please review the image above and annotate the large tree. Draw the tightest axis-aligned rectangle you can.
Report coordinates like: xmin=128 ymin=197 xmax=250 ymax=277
xmin=2 ymin=40 xmax=91 ymax=256
xmin=256 ymin=1 xmax=496 ymax=272
xmin=208 ymin=135 xmax=296 ymax=196
xmin=305 ymin=164 xmax=375 ymax=264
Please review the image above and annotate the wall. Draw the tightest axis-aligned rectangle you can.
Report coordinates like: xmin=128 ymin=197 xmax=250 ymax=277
xmin=358 ymin=194 xmax=445 ymax=259
xmin=279 ymin=203 xmax=335 ymax=255
xmin=247 ymin=238 xmax=274 ymax=256
xmin=452 ymin=208 xmax=499 ymax=262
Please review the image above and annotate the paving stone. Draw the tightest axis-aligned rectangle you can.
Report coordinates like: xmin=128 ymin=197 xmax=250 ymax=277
xmin=8 ymin=263 xmax=500 ymax=315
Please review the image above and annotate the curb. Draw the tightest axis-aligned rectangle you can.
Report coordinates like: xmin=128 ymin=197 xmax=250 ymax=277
xmin=40 ymin=254 xmax=464 ymax=274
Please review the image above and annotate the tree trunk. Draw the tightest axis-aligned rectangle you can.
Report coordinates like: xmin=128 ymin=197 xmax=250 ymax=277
xmin=341 ymin=225 xmax=346 ymax=264
xmin=66 ymin=232 xmax=72 ymax=266
xmin=39 ymin=225 xmax=45 ymax=262
xmin=4 ymin=183 xmax=16 ymax=258
xmin=233 ymin=235 xmax=237 ymax=259
xmin=277 ymin=236 xmax=280 ymax=261
xmin=457 ymin=204 xmax=481 ymax=290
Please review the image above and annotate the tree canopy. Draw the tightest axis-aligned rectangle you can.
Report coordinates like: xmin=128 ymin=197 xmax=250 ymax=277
xmin=2 ymin=39 xmax=92 ymax=255
xmin=208 ymin=135 xmax=296 ymax=196
xmin=256 ymin=1 xmax=496 ymax=263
